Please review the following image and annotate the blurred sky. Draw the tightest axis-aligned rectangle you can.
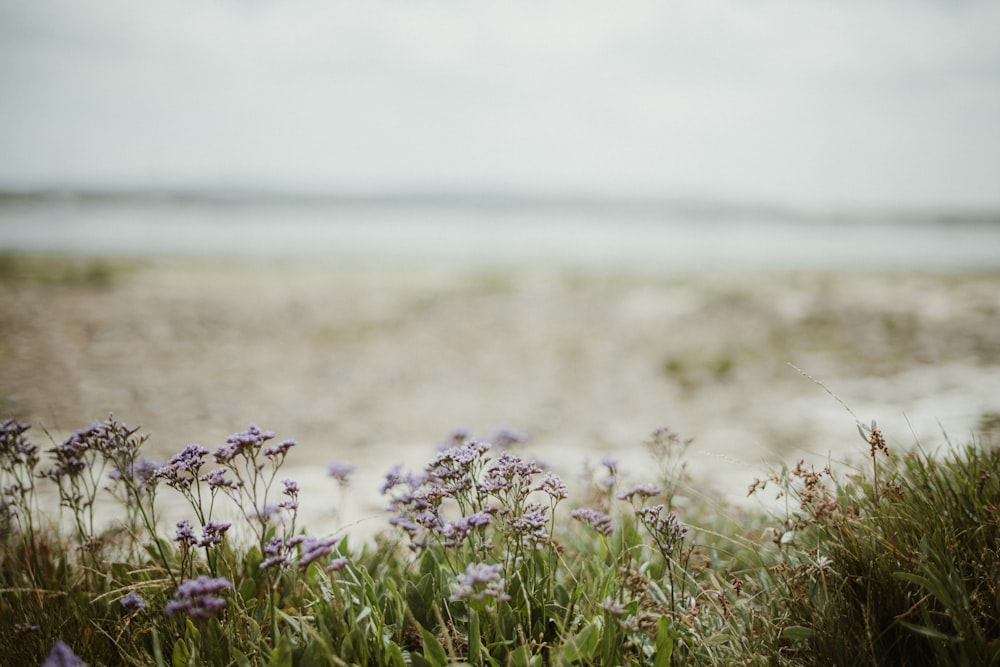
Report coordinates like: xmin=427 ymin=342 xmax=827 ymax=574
xmin=1 ymin=0 xmax=999 ymax=210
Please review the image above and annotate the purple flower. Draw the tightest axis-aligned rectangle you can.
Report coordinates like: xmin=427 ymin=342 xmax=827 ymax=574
xmin=635 ymin=504 xmax=688 ymax=556
xmin=534 ymin=472 xmax=568 ymax=500
xmin=165 ymin=575 xmax=231 ymax=620
xmin=279 ymin=479 xmax=300 ymax=511
xmin=571 ymin=507 xmax=614 ymax=536
xmin=617 ymin=483 xmax=662 ymax=502
xmin=199 ymin=467 xmax=239 ymax=490
xmin=600 ymin=455 xmax=619 ymax=472
xmin=326 ymin=556 xmax=349 ymax=572
xmin=263 ymin=439 xmax=296 ymax=459
xmin=439 ymin=511 xmax=493 ymax=547
xmin=490 ymin=426 xmax=529 ymax=449
xmin=328 ymin=461 xmax=357 ymax=485
xmin=479 ymin=452 xmax=542 ymax=497
xmin=214 ymin=424 xmax=275 ymax=464
xmin=43 ymin=430 xmax=93 ymax=480
xmin=0 ymin=419 xmax=35 ymax=464
xmin=155 ymin=444 xmax=210 ymax=490
xmin=259 ymin=537 xmax=290 ymax=569
xmin=120 ymin=592 xmax=145 ymax=612
xmin=450 ymin=562 xmax=510 ymax=602
xmin=174 ymin=519 xmax=197 ymax=547
xmin=297 ymin=535 xmax=342 ymax=569
xmin=42 ymin=640 xmax=87 ymax=667
xmin=198 ymin=521 xmax=232 ymax=548
xmin=131 ymin=458 xmax=161 ymax=487
xmin=438 ymin=427 xmax=472 ymax=450
xmin=508 ymin=503 xmax=549 ymax=543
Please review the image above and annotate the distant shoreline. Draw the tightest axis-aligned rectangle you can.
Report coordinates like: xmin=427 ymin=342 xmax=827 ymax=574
xmin=2 ymin=192 xmax=1000 ymax=270
xmin=2 ymin=187 xmax=998 ymax=226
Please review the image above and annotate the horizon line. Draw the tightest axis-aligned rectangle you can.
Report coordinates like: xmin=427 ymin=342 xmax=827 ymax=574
xmin=1 ymin=185 xmax=998 ymax=225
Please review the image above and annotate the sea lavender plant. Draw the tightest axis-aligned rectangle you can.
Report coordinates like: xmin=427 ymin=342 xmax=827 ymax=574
xmin=164 ymin=575 xmax=232 ymax=620
xmin=383 ymin=437 xmax=494 ymax=553
xmin=119 ymin=592 xmax=145 ymax=613
xmin=41 ymin=417 xmax=147 ymax=554
xmin=634 ymin=502 xmax=690 ymax=614
xmin=155 ymin=444 xmax=213 ymax=525
xmin=570 ymin=507 xmax=614 ymax=536
xmin=0 ymin=418 xmax=39 ymax=541
xmin=210 ymin=425 xmax=297 ymax=550
xmin=644 ymin=427 xmax=692 ymax=510
xmin=450 ymin=562 xmax=510 ymax=604
xmin=293 ymin=534 xmax=342 ymax=570
xmin=41 ymin=640 xmax=87 ymax=667
xmin=327 ymin=461 xmax=356 ymax=487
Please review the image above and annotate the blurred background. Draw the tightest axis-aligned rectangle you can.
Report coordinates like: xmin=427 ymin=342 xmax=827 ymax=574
xmin=1 ymin=0 xmax=999 ymax=528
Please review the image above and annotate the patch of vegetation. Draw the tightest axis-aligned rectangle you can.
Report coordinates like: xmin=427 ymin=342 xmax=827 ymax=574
xmin=0 ymin=252 xmax=135 ymax=288
xmin=1 ymin=414 xmax=997 ymax=665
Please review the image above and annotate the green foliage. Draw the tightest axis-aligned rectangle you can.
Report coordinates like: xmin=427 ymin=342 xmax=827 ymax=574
xmin=1 ymin=414 xmax=998 ymax=666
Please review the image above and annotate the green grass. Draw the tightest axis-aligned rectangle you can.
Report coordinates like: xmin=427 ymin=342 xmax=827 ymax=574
xmin=1 ymin=416 xmax=997 ymax=666
xmin=0 ymin=251 xmax=136 ymax=287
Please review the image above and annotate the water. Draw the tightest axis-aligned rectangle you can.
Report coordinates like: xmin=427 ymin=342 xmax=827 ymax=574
xmin=2 ymin=192 xmax=998 ymax=270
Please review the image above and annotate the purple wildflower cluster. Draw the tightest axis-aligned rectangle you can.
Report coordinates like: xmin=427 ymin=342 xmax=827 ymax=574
xmin=119 ymin=592 xmax=145 ymax=612
xmin=383 ymin=430 xmax=571 ymax=560
xmin=42 ymin=640 xmax=87 ymax=667
xmin=295 ymin=534 xmax=343 ymax=569
xmin=327 ymin=461 xmax=356 ymax=487
xmin=450 ymin=562 xmax=510 ymax=603
xmin=489 ymin=426 xmax=529 ymax=449
xmin=172 ymin=517 xmax=232 ymax=580
xmin=155 ymin=444 xmax=210 ymax=491
xmin=43 ymin=423 xmax=101 ymax=482
xmin=1 ymin=418 xmax=37 ymax=469
xmin=1 ymin=418 xmax=38 ymax=531
xmin=258 ymin=533 xmax=347 ymax=571
xmin=383 ymin=437 xmax=493 ymax=548
xmin=44 ymin=417 xmax=146 ymax=482
xmin=636 ymin=503 xmax=688 ymax=557
xmin=617 ymin=483 xmax=662 ymax=503
xmin=570 ymin=507 xmax=614 ymax=536
xmin=214 ymin=424 xmax=285 ymax=465
xmin=108 ymin=457 xmax=160 ymax=490
xmin=280 ymin=479 xmax=300 ymax=512
xmin=164 ymin=575 xmax=232 ymax=620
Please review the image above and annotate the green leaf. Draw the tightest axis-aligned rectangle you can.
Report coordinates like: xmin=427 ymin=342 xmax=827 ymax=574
xmin=239 ymin=576 xmax=257 ymax=601
xmin=410 ymin=653 xmax=432 ymax=667
xmin=266 ymin=635 xmax=294 ymax=667
xmin=386 ymin=641 xmax=407 ymax=667
xmin=171 ymin=638 xmax=191 ymax=667
xmin=150 ymin=628 xmax=167 ymax=667
xmin=781 ymin=626 xmax=816 ymax=641
xmin=420 ymin=626 xmax=449 ymax=666
xmin=561 ymin=618 xmax=602 ymax=663
xmin=898 ymin=620 xmax=958 ymax=642
xmin=654 ymin=616 xmax=675 ymax=667
xmin=508 ymin=645 xmax=531 ymax=667
xmin=468 ymin=609 xmax=482 ymax=665
xmin=894 ymin=571 xmax=957 ymax=610
xmin=300 ymin=639 xmax=326 ymax=667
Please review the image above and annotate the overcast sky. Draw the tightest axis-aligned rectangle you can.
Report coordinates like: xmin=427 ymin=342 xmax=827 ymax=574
xmin=1 ymin=0 xmax=998 ymax=209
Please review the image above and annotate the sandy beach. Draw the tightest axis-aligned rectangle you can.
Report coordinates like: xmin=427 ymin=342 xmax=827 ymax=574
xmin=3 ymin=254 xmax=999 ymax=536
